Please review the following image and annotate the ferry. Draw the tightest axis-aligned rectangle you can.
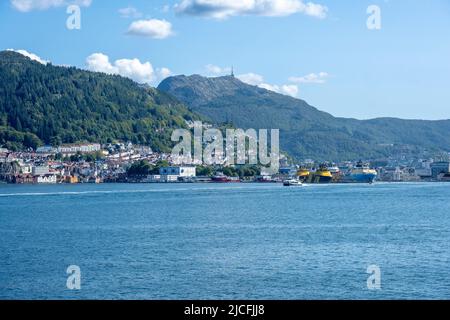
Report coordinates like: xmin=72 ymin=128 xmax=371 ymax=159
xmin=342 ymin=161 xmax=377 ymax=183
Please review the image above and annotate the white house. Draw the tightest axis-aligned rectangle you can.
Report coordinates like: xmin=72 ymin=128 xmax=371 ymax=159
xmin=159 ymin=166 xmax=196 ymax=177
xmin=161 ymin=175 xmax=180 ymax=182
xmin=36 ymin=146 xmax=57 ymax=154
xmin=57 ymin=143 xmax=101 ymax=155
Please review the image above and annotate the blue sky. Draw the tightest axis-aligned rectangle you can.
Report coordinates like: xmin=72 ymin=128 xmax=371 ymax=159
xmin=1 ymin=0 xmax=450 ymax=120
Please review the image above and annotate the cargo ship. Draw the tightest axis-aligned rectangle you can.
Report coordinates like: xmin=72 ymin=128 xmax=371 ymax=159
xmin=310 ymin=165 xmax=333 ymax=184
xmin=342 ymin=161 xmax=377 ymax=183
xmin=297 ymin=168 xmax=310 ymax=182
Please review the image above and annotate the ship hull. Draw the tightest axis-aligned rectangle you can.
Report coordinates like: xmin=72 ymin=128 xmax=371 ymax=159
xmin=306 ymin=175 xmax=333 ymax=184
xmin=343 ymin=173 xmax=377 ymax=183
xmin=211 ymin=177 xmax=240 ymax=183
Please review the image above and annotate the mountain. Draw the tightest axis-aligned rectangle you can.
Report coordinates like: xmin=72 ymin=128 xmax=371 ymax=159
xmin=158 ymin=74 xmax=450 ymax=161
xmin=0 ymin=51 xmax=199 ymax=152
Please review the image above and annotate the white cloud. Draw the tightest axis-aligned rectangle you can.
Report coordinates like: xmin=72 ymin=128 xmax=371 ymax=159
xmin=205 ymin=64 xmax=231 ymax=76
xmin=114 ymin=58 xmax=155 ymax=84
xmin=236 ymin=72 xmax=263 ymax=85
xmin=237 ymin=72 xmax=299 ymax=97
xmin=127 ymin=19 xmax=174 ymax=39
xmin=11 ymin=0 xmax=92 ymax=12
xmin=7 ymin=49 xmax=49 ymax=64
xmin=118 ymin=6 xmax=142 ymax=19
xmin=259 ymin=83 xmax=299 ymax=97
xmin=289 ymin=72 xmax=329 ymax=84
xmin=157 ymin=67 xmax=172 ymax=81
xmin=85 ymin=53 xmax=171 ymax=85
xmin=174 ymin=0 xmax=328 ymax=20
xmin=86 ymin=53 xmax=117 ymax=74
xmin=279 ymin=84 xmax=299 ymax=97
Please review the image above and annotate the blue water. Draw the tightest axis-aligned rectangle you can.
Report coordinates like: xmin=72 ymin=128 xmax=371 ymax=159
xmin=0 ymin=182 xmax=449 ymax=300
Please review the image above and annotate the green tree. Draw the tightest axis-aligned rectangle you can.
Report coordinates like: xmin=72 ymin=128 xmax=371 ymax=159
xmin=196 ymin=166 xmax=214 ymax=176
xmin=127 ymin=160 xmax=153 ymax=176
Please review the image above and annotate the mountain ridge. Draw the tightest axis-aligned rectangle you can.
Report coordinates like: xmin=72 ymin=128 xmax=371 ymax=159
xmin=158 ymin=74 xmax=450 ymax=161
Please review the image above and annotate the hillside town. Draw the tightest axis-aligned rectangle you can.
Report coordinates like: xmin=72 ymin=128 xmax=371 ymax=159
xmin=1 ymin=142 xmax=450 ymax=184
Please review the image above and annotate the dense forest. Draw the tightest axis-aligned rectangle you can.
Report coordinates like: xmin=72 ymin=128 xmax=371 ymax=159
xmin=0 ymin=51 xmax=199 ymax=151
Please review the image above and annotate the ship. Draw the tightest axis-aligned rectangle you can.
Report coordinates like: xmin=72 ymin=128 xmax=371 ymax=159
xmin=327 ymin=164 xmax=341 ymax=182
xmin=211 ymin=173 xmax=240 ymax=183
xmin=310 ymin=165 xmax=333 ymax=184
xmin=283 ymin=178 xmax=303 ymax=187
xmin=297 ymin=168 xmax=310 ymax=182
xmin=342 ymin=161 xmax=377 ymax=183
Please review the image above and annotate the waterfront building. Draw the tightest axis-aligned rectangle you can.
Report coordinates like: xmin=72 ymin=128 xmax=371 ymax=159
xmin=32 ymin=165 xmax=50 ymax=176
xmin=279 ymin=167 xmax=297 ymax=176
xmin=143 ymin=175 xmax=161 ymax=183
xmin=415 ymin=168 xmax=432 ymax=178
xmin=159 ymin=166 xmax=196 ymax=178
xmin=161 ymin=175 xmax=180 ymax=182
xmin=430 ymin=162 xmax=450 ymax=179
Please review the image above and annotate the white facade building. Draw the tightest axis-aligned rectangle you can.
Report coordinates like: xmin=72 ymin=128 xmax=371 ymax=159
xmin=36 ymin=146 xmax=57 ymax=154
xmin=159 ymin=166 xmax=196 ymax=177
xmin=57 ymin=143 xmax=101 ymax=155
xmin=161 ymin=175 xmax=180 ymax=182
xmin=32 ymin=165 xmax=50 ymax=176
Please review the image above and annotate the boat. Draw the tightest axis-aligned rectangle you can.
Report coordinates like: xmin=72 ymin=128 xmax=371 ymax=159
xmin=342 ymin=161 xmax=377 ymax=183
xmin=297 ymin=168 xmax=310 ymax=182
xmin=308 ymin=165 xmax=333 ymax=184
xmin=327 ymin=165 xmax=340 ymax=175
xmin=283 ymin=178 xmax=303 ymax=187
xmin=211 ymin=173 xmax=240 ymax=183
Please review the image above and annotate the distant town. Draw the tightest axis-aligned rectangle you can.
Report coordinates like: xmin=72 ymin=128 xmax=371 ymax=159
xmin=1 ymin=142 xmax=450 ymax=184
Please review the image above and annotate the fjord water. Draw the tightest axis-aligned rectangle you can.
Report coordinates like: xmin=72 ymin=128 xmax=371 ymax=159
xmin=0 ymin=183 xmax=449 ymax=300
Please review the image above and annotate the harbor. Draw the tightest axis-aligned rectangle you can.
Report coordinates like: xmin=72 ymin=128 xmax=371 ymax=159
xmin=1 ymin=143 xmax=450 ymax=185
